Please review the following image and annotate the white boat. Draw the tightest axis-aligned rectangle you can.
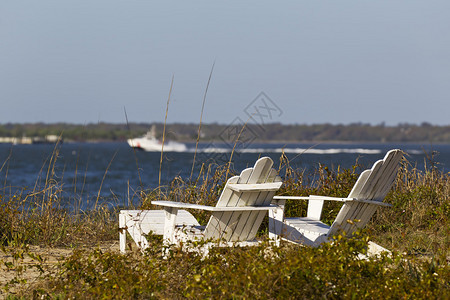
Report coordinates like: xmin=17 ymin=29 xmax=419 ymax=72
xmin=127 ymin=126 xmax=187 ymax=152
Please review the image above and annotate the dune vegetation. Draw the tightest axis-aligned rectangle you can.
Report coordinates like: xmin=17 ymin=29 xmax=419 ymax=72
xmin=0 ymin=145 xmax=448 ymax=299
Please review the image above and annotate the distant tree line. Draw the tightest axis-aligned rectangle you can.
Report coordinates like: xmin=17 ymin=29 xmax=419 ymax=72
xmin=0 ymin=122 xmax=449 ymax=143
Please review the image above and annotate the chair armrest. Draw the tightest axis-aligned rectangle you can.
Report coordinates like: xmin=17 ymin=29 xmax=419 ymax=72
xmin=353 ymin=199 xmax=392 ymax=207
xmin=273 ymin=195 xmax=309 ymax=201
xmin=274 ymin=196 xmax=391 ymax=207
xmin=309 ymin=195 xmax=356 ymax=202
xmin=152 ymin=201 xmax=215 ymax=211
xmin=152 ymin=200 xmax=278 ymax=212
xmin=272 ymin=195 xmax=355 ymax=221
xmin=228 ymin=182 xmax=282 ymax=192
xmin=273 ymin=195 xmax=356 ymax=202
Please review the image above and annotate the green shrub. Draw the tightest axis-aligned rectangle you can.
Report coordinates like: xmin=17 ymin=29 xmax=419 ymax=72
xmin=31 ymin=237 xmax=448 ymax=299
xmin=1 ymin=153 xmax=449 ymax=298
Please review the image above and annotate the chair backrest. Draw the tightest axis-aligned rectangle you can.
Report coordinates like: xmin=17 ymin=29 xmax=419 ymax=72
xmin=204 ymin=157 xmax=282 ymax=242
xmin=328 ymin=149 xmax=403 ymax=237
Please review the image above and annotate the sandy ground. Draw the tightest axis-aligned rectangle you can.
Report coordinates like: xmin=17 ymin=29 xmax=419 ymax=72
xmin=0 ymin=241 xmax=120 ymax=299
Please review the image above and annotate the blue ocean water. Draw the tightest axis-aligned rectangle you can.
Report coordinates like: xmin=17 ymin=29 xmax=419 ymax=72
xmin=0 ymin=142 xmax=448 ymax=209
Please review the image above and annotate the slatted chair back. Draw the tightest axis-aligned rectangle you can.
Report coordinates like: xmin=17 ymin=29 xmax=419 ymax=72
xmin=204 ymin=157 xmax=282 ymax=242
xmin=328 ymin=149 xmax=403 ymax=237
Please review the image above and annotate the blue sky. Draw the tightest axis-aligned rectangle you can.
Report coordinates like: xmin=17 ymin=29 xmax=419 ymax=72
xmin=1 ymin=1 xmax=449 ymax=125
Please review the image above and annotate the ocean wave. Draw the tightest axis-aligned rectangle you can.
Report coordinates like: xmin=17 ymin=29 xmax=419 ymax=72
xmin=405 ymin=149 xmax=422 ymax=155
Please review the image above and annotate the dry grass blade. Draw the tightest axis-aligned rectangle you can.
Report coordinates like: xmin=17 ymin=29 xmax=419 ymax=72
xmin=159 ymin=75 xmax=174 ymax=191
xmin=190 ymin=61 xmax=215 ymax=181
xmin=1 ymin=146 xmax=13 ymax=189
xmin=94 ymin=150 xmax=118 ymax=210
xmin=1 ymin=146 xmax=448 ymax=298
xmin=124 ymin=106 xmax=143 ymax=190
xmin=225 ymin=116 xmax=252 ymax=180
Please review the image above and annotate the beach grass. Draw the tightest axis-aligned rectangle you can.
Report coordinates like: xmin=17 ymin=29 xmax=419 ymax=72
xmin=0 ymin=148 xmax=448 ymax=298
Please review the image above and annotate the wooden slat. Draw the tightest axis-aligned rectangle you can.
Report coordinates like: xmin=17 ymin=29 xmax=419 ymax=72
xmin=343 ymin=152 xmax=395 ymax=231
xmin=238 ymin=160 xmax=277 ymax=241
xmin=205 ymin=160 xmax=261 ymax=239
xmin=223 ymin=157 xmax=274 ymax=241
xmin=220 ymin=157 xmax=274 ymax=242
xmin=228 ymin=182 xmax=282 ymax=192
xmin=350 ymin=150 xmax=402 ymax=230
xmin=361 ymin=150 xmax=401 ymax=201
xmin=347 ymin=170 xmax=371 ymax=198
xmin=330 ymin=170 xmax=371 ymax=234
xmin=241 ymin=169 xmax=282 ymax=241
xmin=220 ymin=160 xmax=266 ymax=242
xmin=339 ymin=160 xmax=383 ymax=234
xmin=285 ymin=218 xmax=330 ymax=234
xmin=330 ymin=150 xmax=402 ymax=236
xmin=359 ymin=159 xmax=384 ymax=199
xmin=355 ymin=151 xmax=402 ymax=228
xmin=368 ymin=150 xmax=402 ymax=200
xmin=204 ymin=174 xmax=246 ymax=239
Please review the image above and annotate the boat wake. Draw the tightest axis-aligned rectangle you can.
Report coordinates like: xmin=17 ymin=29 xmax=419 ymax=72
xmin=194 ymin=147 xmax=383 ymax=154
xmin=127 ymin=126 xmax=187 ymax=152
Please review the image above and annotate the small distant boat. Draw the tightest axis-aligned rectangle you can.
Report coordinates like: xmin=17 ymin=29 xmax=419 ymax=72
xmin=127 ymin=126 xmax=187 ymax=152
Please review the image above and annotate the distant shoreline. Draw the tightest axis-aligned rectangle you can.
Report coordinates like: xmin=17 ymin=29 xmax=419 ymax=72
xmin=1 ymin=122 xmax=449 ymax=143
xmin=3 ymin=140 xmax=449 ymax=146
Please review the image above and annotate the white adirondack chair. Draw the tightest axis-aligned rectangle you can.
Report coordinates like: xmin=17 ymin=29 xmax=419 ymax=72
xmin=150 ymin=157 xmax=282 ymax=252
xmin=269 ymin=149 xmax=403 ymax=252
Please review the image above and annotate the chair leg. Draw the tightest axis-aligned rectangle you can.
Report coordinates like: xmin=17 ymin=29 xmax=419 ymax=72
xmin=269 ymin=199 xmax=285 ymax=246
xmin=307 ymin=196 xmax=325 ymax=220
xmin=119 ymin=212 xmax=126 ymax=253
xmin=163 ymin=207 xmax=179 ymax=245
